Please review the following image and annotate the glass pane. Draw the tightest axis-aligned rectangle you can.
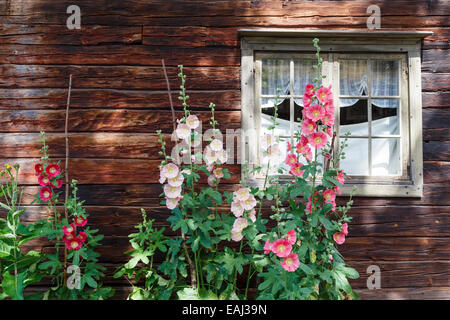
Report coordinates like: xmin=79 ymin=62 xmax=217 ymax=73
xmin=340 ymin=138 xmax=369 ymax=175
xmin=340 ymin=99 xmax=368 ymax=136
xmin=372 ymin=138 xmax=401 ymax=176
xmin=339 ymin=60 xmax=368 ymax=96
xmin=261 ymin=97 xmax=290 ymax=136
xmin=371 ymin=60 xmax=399 ymax=97
xmin=372 ymin=99 xmax=399 ymax=135
xmin=293 ymin=60 xmax=316 ymax=98
xmin=262 ymin=59 xmax=290 ymax=96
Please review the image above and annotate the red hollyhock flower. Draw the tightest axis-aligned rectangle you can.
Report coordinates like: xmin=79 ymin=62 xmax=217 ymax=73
xmin=63 ymin=223 xmax=76 ymax=235
xmin=77 ymin=231 xmax=87 ymax=243
xmin=62 ymin=232 xmax=76 ymax=244
xmin=50 ymin=179 xmax=63 ymax=189
xmin=67 ymin=238 xmax=83 ymax=250
xmin=35 ymin=164 xmax=44 ymax=176
xmin=38 ymin=174 xmax=51 ymax=187
xmin=74 ymin=215 xmax=87 ymax=227
xmin=46 ymin=164 xmax=61 ymax=178
xmin=39 ymin=187 xmax=53 ymax=201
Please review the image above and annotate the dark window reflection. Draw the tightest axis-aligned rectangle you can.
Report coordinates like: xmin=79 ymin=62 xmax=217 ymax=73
xmin=262 ymin=97 xmax=290 ymax=122
xmin=340 ymin=99 xmax=368 ymax=125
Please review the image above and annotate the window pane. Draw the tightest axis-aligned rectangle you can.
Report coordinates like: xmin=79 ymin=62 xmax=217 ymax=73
xmin=339 ymin=60 xmax=368 ymax=96
xmin=371 ymin=60 xmax=399 ymax=97
xmin=340 ymin=99 xmax=368 ymax=136
xmin=293 ymin=59 xmax=316 ymax=98
xmin=262 ymin=59 xmax=290 ymax=96
xmin=340 ymin=138 xmax=369 ymax=175
xmin=372 ymin=138 xmax=401 ymax=176
xmin=372 ymin=99 xmax=399 ymax=135
xmin=261 ymin=97 xmax=290 ymax=136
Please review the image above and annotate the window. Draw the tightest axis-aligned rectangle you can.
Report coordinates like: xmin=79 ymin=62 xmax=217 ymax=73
xmin=240 ymin=30 xmax=431 ymax=197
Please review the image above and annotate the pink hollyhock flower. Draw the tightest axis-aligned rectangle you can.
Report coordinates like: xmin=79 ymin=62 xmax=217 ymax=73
xmin=234 ymin=188 xmax=250 ymax=202
xmin=51 ymin=179 xmax=63 ymax=189
xmin=286 ymin=230 xmax=296 ymax=245
xmin=337 ymin=170 xmax=345 ymax=184
xmin=175 ymin=123 xmax=191 ymax=141
xmin=35 ymin=164 xmax=43 ymax=175
xmin=341 ymin=223 xmax=349 ymax=236
xmin=161 ymin=163 xmax=179 ymax=180
xmin=271 ymin=239 xmax=292 ymax=258
xmin=39 ymin=187 xmax=53 ymax=201
xmin=166 ymin=196 xmax=182 ymax=210
xmin=210 ymin=139 xmax=223 ymax=152
xmin=281 ymin=252 xmax=300 ymax=272
xmin=168 ymin=173 xmax=184 ymax=187
xmin=231 ymin=201 xmax=244 ymax=217
xmin=324 ymin=189 xmax=336 ymax=203
xmin=325 ymin=153 xmax=332 ymax=161
xmin=63 ymin=224 xmax=76 ymax=235
xmin=329 ymin=254 xmax=334 ymax=261
xmin=163 ymin=184 xmax=182 ymax=198
xmin=285 ymin=153 xmax=298 ymax=167
xmin=46 ymin=164 xmax=61 ymax=178
xmin=207 ymin=174 xmax=218 ymax=187
xmin=323 ymin=98 xmax=334 ymax=114
xmin=242 ymin=194 xmax=257 ymax=211
xmin=213 ymin=167 xmax=224 ymax=179
xmin=301 ymin=119 xmax=317 ymax=135
xmin=287 ymin=141 xmax=292 ymax=152
xmin=316 ymin=86 xmax=332 ymax=104
xmin=231 ymin=228 xmax=243 ymax=242
xmin=67 ymin=238 xmax=83 ymax=250
xmin=233 ymin=217 xmax=248 ymax=231
xmin=321 ymin=112 xmax=335 ymax=126
xmin=334 ymin=185 xmax=342 ymax=195
xmin=74 ymin=216 xmax=87 ymax=227
xmin=38 ymin=175 xmax=51 ymax=187
xmin=304 ymin=84 xmax=315 ymax=97
xmin=333 ymin=232 xmax=346 ymax=245
xmin=326 ymin=126 xmax=333 ymax=137
xmin=248 ymin=209 xmax=256 ymax=223
xmin=305 ymin=104 xmax=326 ymax=122
xmin=264 ymin=239 xmax=273 ymax=254
xmin=186 ymin=115 xmax=199 ymax=130
xmin=289 ymin=162 xmax=304 ymax=177
xmin=296 ymin=136 xmax=311 ymax=155
xmin=308 ymin=132 xmax=327 ymax=149
xmin=77 ymin=231 xmax=87 ymax=243
xmin=302 ymin=95 xmax=313 ymax=108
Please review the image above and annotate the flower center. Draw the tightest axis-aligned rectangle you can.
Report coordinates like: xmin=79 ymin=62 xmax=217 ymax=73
xmin=44 ymin=191 xmax=50 ymax=197
xmin=71 ymin=241 xmax=78 ymax=249
xmin=285 ymin=258 xmax=293 ymax=266
xmin=315 ymin=137 xmax=322 ymax=144
xmin=313 ymin=110 xmax=320 ymax=117
xmin=278 ymin=245 xmax=285 ymax=252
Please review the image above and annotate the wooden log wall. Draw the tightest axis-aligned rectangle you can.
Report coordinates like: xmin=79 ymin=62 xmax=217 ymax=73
xmin=0 ymin=0 xmax=449 ymax=299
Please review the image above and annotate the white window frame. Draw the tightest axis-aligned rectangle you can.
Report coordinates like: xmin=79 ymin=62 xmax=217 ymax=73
xmin=239 ymin=30 xmax=432 ymax=198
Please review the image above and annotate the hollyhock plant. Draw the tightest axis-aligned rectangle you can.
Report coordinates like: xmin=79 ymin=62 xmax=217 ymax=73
xmin=186 ymin=114 xmax=199 ymax=130
xmin=308 ymin=132 xmax=328 ymax=149
xmin=341 ymin=223 xmax=349 ymax=236
xmin=161 ymin=163 xmax=179 ymax=180
xmin=281 ymin=253 xmax=300 ymax=272
xmin=305 ymin=104 xmax=325 ymax=122
xmin=38 ymin=175 xmax=51 ymax=187
xmin=77 ymin=231 xmax=87 ymax=243
xmin=74 ymin=215 xmax=87 ymax=227
xmin=231 ymin=228 xmax=243 ymax=242
xmin=35 ymin=163 xmax=44 ymax=175
xmin=304 ymin=84 xmax=315 ymax=97
xmin=271 ymin=239 xmax=292 ymax=258
xmin=39 ymin=187 xmax=53 ymax=201
xmin=322 ymin=112 xmax=335 ymax=126
xmin=301 ymin=119 xmax=317 ymax=135
xmin=316 ymin=86 xmax=332 ymax=103
xmin=63 ymin=224 xmax=75 ymax=235
xmin=51 ymin=179 xmax=63 ymax=189
xmin=67 ymin=238 xmax=83 ymax=250
xmin=166 ymin=196 xmax=182 ymax=210
xmin=163 ymin=184 xmax=182 ymax=198
xmin=233 ymin=217 xmax=248 ymax=231
xmin=285 ymin=153 xmax=298 ymax=167
xmin=324 ymin=189 xmax=336 ymax=204
xmin=286 ymin=230 xmax=296 ymax=245
xmin=213 ymin=167 xmax=224 ymax=179
xmin=231 ymin=200 xmax=245 ymax=217
xmin=289 ymin=162 xmax=305 ymax=177
xmin=333 ymin=232 xmax=346 ymax=245
xmin=175 ymin=123 xmax=191 ymax=141
xmin=46 ymin=163 xmax=61 ymax=178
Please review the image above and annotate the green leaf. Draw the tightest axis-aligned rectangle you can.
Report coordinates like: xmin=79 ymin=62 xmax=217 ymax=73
xmin=298 ymin=262 xmax=314 ymax=275
xmin=2 ymin=271 xmax=26 ymax=300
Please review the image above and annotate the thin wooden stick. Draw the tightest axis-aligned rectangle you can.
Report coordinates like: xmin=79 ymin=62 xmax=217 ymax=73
xmin=161 ymin=59 xmax=197 ymax=289
xmin=63 ymin=74 xmax=72 ymax=285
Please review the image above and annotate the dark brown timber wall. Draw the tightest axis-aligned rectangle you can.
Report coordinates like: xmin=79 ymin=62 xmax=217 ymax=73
xmin=0 ymin=0 xmax=449 ymax=299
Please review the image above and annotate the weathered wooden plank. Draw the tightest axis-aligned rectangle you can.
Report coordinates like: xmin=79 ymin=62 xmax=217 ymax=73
xmin=0 ymin=24 xmax=142 ymax=45
xmin=423 ymin=141 xmax=450 ymax=161
xmin=423 ymin=108 xmax=450 ymax=130
xmin=422 ymin=49 xmax=450 ymax=73
xmin=422 ymin=73 xmax=450 ymax=92
xmin=0 ymin=45 xmax=240 ymax=66
xmin=0 ymin=159 xmax=241 ymax=184
xmin=423 ymin=161 xmax=450 ymax=183
xmin=0 ymin=65 xmax=240 ymax=90
xmin=0 ymin=88 xmax=241 ymax=110
xmin=422 ymin=92 xmax=450 ymax=108
xmin=356 ymin=286 xmax=450 ymax=300
xmin=0 ymin=110 xmax=241 ymax=133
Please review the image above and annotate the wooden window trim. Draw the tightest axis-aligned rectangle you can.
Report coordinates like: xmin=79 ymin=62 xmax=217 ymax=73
xmin=239 ymin=30 xmax=432 ymax=198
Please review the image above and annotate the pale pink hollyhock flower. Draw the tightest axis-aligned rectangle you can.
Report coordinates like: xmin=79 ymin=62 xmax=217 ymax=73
xmin=286 ymin=230 xmax=296 ymax=245
xmin=305 ymin=104 xmax=326 ymax=122
xmin=233 ymin=217 xmax=248 ymax=231
xmin=304 ymin=84 xmax=315 ymax=97
xmin=333 ymin=232 xmax=346 ymax=245
xmin=337 ymin=170 xmax=345 ymax=184
xmin=267 ymin=144 xmax=280 ymax=161
xmin=308 ymin=132 xmax=327 ymax=149
xmin=218 ymin=149 xmax=228 ymax=164
xmin=175 ymin=123 xmax=191 ymax=141
xmin=231 ymin=201 xmax=245 ymax=217
xmin=231 ymin=228 xmax=243 ymax=242
xmin=324 ymin=189 xmax=336 ymax=203
xmin=186 ymin=114 xmax=199 ymax=130
xmin=163 ymin=184 xmax=182 ymax=198
xmin=316 ymin=86 xmax=332 ymax=104
xmin=234 ymin=188 xmax=250 ymax=202
xmin=272 ymin=239 xmax=292 ymax=258
xmin=207 ymin=174 xmax=218 ymax=187
xmin=326 ymin=126 xmax=333 ymax=137
xmin=166 ymin=196 xmax=182 ymax=210
xmin=181 ymin=169 xmax=191 ymax=176
xmin=210 ymin=139 xmax=223 ymax=152
xmin=341 ymin=223 xmax=349 ymax=236
xmin=261 ymin=134 xmax=276 ymax=150
xmin=285 ymin=153 xmax=298 ymax=167
xmin=168 ymin=173 xmax=184 ymax=187
xmin=213 ymin=167 xmax=224 ymax=179
xmin=289 ymin=162 xmax=304 ymax=177
xmin=248 ymin=209 xmax=256 ymax=223
xmin=204 ymin=146 xmax=219 ymax=165
xmin=302 ymin=95 xmax=313 ymax=108
xmin=242 ymin=194 xmax=257 ymax=211
xmin=281 ymin=252 xmax=300 ymax=272
xmin=301 ymin=119 xmax=317 ymax=135
xmin=161 ymin=163 xmax=179 ymax=179
xmin=264 ymin=239 xmax=273 ymax=254
xmin=321 ymin=112 xmax=335 ymax=126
